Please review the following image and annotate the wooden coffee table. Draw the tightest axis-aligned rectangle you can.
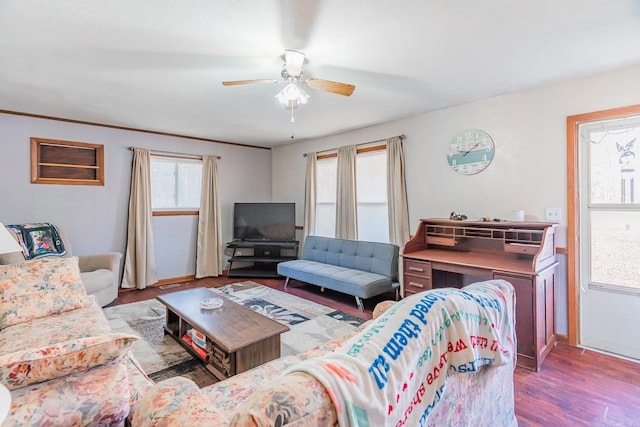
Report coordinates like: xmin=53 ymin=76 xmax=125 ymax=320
xmin=157 ymin=287 xmax=290 ymax=380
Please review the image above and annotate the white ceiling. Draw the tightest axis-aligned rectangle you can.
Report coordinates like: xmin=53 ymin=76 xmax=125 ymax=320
xmin=1 ymin=1 xmax=640 ymax=148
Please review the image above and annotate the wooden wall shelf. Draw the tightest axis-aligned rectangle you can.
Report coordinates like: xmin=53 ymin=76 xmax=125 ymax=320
xmin=31 ymin=137 xmax=105 ymax=185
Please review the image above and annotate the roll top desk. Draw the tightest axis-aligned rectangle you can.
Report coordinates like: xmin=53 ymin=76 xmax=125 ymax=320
xmin=401 ymin=218 xmax=558 ymax=371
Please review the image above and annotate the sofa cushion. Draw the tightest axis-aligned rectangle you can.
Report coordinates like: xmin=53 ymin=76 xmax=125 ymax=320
xmin=124 ymin=352 xmax=155 ymax=418
xmin=0 ymin=298 xmax=114 ymax=354
xmin=278 ymin=259 xmax=393 ymax=299
xmin=228 ymin=371 xmax=337 ymax=427
xmin=131 ymin=355 xmax=303 ymax=427
xmin=132 ymin=376 xmax=226 ymax=426
xmin=0 ymin=257 xmax=91 ymax=328
xmin=0 ymin=332 xmax=138 ymax=390
xmin=4 ymin=357 xmax=132 ymax=427
xmin=200 ymin=354 xmax=302 ymax=412
xmin=301 ymin=236 xmax=399 ymax=278
xmin=80 ymin=268 xmax=114 ymax=294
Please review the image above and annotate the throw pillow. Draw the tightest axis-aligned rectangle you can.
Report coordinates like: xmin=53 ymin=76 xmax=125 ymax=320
xmin=0 ymin=332 xmax=138 ymax=390
xmin=0 ymin=256 xmax=92 ymax=328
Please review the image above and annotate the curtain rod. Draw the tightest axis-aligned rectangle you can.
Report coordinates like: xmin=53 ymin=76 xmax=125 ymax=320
xmin=128 ymin=147 xmax=221 ymax=159
xmin=302 ymin=134 xmax=405 ymax=157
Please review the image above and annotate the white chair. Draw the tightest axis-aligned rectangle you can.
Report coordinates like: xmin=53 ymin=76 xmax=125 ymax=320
xmin=0 ymin=224 xmax=121 ymax=307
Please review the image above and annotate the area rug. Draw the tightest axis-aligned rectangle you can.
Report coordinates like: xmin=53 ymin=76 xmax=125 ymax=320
xmin=103 ymin=281 xmax=365 ymax=388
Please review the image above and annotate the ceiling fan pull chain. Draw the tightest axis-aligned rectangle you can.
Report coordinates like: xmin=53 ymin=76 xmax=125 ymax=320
xmin=290 ymin=106 xmax=295 ymax=139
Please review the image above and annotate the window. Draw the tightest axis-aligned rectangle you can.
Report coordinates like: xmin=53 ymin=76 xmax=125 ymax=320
xmin=150 ymin=155 xmax=202 ymax=212
xmin=582 ymin=116 xmax=640 ymax=288
xmin=314 ymin=147 xmax=389 ymax=242
xmin=356 ymin=150 xmax=389 ymax=242
xmin=315 ymin=157 xmax=337 ymax=237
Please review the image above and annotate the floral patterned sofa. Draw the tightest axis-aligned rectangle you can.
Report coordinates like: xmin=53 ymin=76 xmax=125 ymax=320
xmin=0 ymin=257 xmax=154 ymax=426
xmin=132 ymin=280 xmax=518 ymax=427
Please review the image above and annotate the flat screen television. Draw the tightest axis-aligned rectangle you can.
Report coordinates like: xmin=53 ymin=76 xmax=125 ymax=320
xmin=233 ymin=202 xmax=296 ymax=241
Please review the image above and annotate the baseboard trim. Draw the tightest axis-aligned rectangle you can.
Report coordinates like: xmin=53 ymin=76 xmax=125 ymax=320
xmin=118 ymin=272 xmax=229 ymax=294
xmin=154 ymin=275 xmax=196 ymax=287
xmin=119 ymin=275 xmax=196 ymax=293
xmin=158 ymin=283 xmax=182 ymax=290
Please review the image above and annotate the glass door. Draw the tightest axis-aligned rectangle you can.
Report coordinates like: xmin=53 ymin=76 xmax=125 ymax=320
xmin=579 ymin=117 xmax=640 ymax=360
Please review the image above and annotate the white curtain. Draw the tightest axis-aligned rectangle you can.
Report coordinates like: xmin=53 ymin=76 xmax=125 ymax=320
xmin=196 ymin=155 xmax=222 ymax=278
xmin=121 ymin=148 xmax=158 ymax=289
xmin=303 ymin=152 xmax=317 ymax=240
xmin=335 ymin=145 xmax=358 ymax=239
xmin=386 ymin=136 xmax=411 ymax=247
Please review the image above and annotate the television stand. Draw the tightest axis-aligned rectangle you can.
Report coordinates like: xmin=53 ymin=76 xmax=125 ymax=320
xmin=226 ymin=240 xmax=299 ymax=278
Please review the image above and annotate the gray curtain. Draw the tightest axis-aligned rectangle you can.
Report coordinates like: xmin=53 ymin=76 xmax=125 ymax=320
xmin=121 ymin=148 xmax=158 ymax=289
xmin=386 ymin=136 xmax=411 ymax=247
xmin=196 ymin=155 xmax=222 ymax=278
xmin=335 ymin=145 xmax=358 ymax=239
xmin=303 ymin=152 xmax=317 ymax=240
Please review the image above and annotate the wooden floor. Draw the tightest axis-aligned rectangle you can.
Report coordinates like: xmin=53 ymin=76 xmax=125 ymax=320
xmin=112 ymin=277 xmax=640 ymax=426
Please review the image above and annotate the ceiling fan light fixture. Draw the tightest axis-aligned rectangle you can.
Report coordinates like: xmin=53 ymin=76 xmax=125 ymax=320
xmin=275 ymin=81 xmax=310 ymax=107
xmin=284 ymin=49 xmax=305 ymax=77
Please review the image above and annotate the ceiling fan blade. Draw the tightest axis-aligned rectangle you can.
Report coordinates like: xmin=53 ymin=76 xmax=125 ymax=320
xmin=222 ymin=79 xmax=278 ymax=86
xmin=305 ymin=78 xmax=355 ymax=96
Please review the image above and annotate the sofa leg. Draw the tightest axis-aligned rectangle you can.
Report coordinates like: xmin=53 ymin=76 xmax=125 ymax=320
xmin=395 ymin=288 xmax=400 ymax=301
xmin=355 ymin=296 xmax=364 ymax=312
xmin=284 ymin=277 xmax=290 ymax=289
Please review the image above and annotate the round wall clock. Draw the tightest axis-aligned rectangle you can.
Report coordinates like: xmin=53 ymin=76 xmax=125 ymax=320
xmin=447 ymin=129 xmax=495 ymax=175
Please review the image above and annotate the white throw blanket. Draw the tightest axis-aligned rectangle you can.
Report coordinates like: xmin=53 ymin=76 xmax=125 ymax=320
xmin=290 ymin=280 xmax=516 ymax=427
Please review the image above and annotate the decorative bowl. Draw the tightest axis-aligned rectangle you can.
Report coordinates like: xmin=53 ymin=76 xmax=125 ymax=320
xmin=200 ymin=297 xmax=223 ymax=310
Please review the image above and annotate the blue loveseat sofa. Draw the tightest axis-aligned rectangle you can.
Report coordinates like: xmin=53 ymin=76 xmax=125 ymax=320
xmin=277 ymin=236 xmax=400 ymax=311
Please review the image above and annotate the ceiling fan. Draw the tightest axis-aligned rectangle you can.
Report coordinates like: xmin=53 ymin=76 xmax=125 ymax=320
xmin=222 ymin=49 xmax=355 ymax=109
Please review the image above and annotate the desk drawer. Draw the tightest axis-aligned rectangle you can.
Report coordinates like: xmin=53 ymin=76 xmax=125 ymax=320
xmin=404 ymin=259 xmax=431 ymax=278
xmin=504 ymin=243 xmax=539 ymax=255
xmin=404 ymin=274 xmax=432 ymax=291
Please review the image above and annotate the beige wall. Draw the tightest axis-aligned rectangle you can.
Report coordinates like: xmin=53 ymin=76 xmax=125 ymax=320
xmin=271 ymin=62 xmax=640 ymax=335
xmin=0 ymin=113 xmax=273 ymax=281
xmin=2 ymin=62 xmax=638 ymax=321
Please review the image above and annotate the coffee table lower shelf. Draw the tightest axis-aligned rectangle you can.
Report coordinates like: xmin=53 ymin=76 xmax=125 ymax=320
xmin=164 ymin=322 xmax=236 ymax=381
xmin=165 ymin=322 xmax=282 ymax=381
xmin=158 ymin=288 xmax=289 ymax=381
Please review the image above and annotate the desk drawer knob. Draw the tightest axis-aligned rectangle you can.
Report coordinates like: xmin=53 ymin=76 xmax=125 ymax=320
xmin=408 ymin=266 xmax=424 ymax=272
xmin=409 ymin=282 xmax=423 ymax=288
